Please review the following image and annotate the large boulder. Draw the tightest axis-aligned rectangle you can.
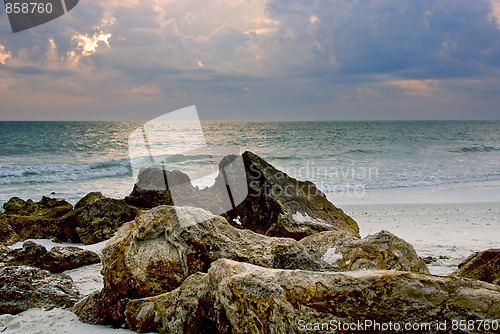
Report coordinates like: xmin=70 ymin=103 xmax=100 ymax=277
xmin=0 ymin=265 xmax=80 ymax=315
xmin=59 ymin=193 xmax=139 ymax=244
xmin=0 ymin=241 xmax=100 ymax=273
xmin=124 ymin=151 xmax=359 ymax=240
xmin=125 ymin=259 xmax=500 ymax=334
xmin=300 ymin=230 xmax=429 ymax=274
xmin=74 ymin=205 xmax=323 ymax=326
xmin=223 ymin=151 xmax=359 ymax=239
xmin=451 ymin=249 xmax=500 ymax=285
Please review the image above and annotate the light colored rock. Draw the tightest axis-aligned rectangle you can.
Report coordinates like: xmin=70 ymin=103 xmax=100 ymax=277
xmin=301 ymin=230 xmax=429 ymax=274
xmin=125 ymin=259 xmax=500 ymax=334
xmin=76 ymin=205 xmax=323 ymax=325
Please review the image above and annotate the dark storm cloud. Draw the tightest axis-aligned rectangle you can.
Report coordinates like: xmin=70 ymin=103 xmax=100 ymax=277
xmin=266 ymin=0 xmax=500 ymax=79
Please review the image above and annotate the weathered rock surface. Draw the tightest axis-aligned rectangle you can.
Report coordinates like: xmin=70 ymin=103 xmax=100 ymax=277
xmin=0 ymin=241 xmax=100 ymax=273
xmin=74 ymin=206 xmax=432 ymax=327
xmin=0 ymin=197 xmax=73 ymax=245
xmin=2 ymin=196 xmax=73 ymax=218
xmin=59 ymin=193 xmax=139 ymax=244
xmin=452 ymin=248 xmax=500 ymax=285
xmin=74 ymin=205 xmax=323 ymax=325
xmin=125 ymin=151 xmax=359 ymax=240
xmin=223 ymin=151 xmax=359 ymax=239
xmin=300 ymin=229 xmax=429 ymax=274
xmin=125 ymin=259 xmax=500 ymax=334
xmin=2 ymin=215 xmax=66 ymax=244
xmin=0 ymin=265 xmax=80 ymax=315
xmin=0 ymin=215 xmax=20 ymax=245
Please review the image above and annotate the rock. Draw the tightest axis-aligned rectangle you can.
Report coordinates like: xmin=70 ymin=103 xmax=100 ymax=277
xmin=3 ymin=215 xmax=66 ymax=243
xmin=451 ymin=249 xmax=500 ymax=285
xmin=2 ymin=197 xmax=26 ymax=215
xmin=125 ymin=259 xmax=500 ymax=334
xmin=124 ymin=168 xmax=179 ymax=208
xmin=0 ymin=265 xmax=80 ymax=315
xmin=74 ymin=192 xmax=107 ymax=210
xmin=0 ymin=241 xmax=100 ymax=273
xmin=59 ymin=195 xmax=139 ymax=244
xmin=422 ymin=256 xmax=438 ymax=264
xmin=2 ymin=196 xmax=73 ymax=218
xmin=300 ymin=230 xmax=429 ymax=274
xmin=125 ymin=151 xmax=359 ymax=240
xmin=224 ymin=151 xmax=359 ymax=239
xmin=0 ymin=216 xmax=20 ymax=245
xmin=75 ymin=205 xmax=323 ymax=326
xmin=0 ymin=197 xmax=73 ymax=245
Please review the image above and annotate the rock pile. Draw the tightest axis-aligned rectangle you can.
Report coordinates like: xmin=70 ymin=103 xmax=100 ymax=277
xmin=125 ymin=151 xmax=359 ymax=240
xmin=74 ymin=205 xmax=434 ymax=327
xmin=124 ymin=259 xmax=500 ymax=334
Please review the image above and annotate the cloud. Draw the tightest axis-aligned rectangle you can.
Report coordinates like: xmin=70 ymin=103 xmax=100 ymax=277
xmin=389 ymin=80 xmax=440 ymax=97
xmin=265 ymin=0 xmax=500 ymax=78
xmin=0 ymin=0 xmax=499 ymax=120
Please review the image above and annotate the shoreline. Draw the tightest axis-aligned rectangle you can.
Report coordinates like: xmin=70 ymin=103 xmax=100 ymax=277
xmin=341 ymin=202 xmax=499 ymax=276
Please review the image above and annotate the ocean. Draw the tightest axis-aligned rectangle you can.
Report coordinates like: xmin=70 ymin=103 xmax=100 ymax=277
xmin=1 ymin=120 xmax=500 ymax=208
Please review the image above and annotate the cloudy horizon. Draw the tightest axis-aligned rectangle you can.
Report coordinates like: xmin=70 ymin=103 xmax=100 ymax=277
xmin=1 ymin=0 xmax=500 ymax=121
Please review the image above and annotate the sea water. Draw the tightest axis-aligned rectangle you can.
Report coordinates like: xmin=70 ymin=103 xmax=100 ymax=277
xmin=1 ymin=120 xmax=499 ymax=207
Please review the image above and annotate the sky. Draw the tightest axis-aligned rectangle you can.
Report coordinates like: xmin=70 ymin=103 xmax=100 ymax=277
xmin=1 ymin=0 xmax=500 ymax=121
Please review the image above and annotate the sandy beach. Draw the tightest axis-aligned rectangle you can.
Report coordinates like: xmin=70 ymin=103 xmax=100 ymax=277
xmin=329 ymin=180 xmax=500 ymax=276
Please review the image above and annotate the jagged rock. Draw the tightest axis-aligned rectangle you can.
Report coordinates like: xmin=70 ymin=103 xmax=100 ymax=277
xmin=2 ymin=197 xmax=26 ymax=215
xmin=75 ymin=205 xmax=324 ymax=326
xmin=74 ymin=192 xmax=107 ymax=210
xmin=0 ymin=265 xmax=80 ymax=315
xmin=3 ymin=215 xmax=66 ymax=243
xmin=452 ymin=249 xmax=500 ymax=285
xmin=59 ymin=195 xmax=139 ymax=244
xmin=125 ymin=151 xmax=359 ymax=240
xmin=0 ymin=216 xmax=20 ymax=245
xmin=223 ymin=151 xmax=359 ymax=239
xmin=0 ymin=241 xmax=100 ymax=273
xmin=0 ymin=197 xmax=73 ymax=245
xmin=125 ymin=259 xmax=500 ymax=334
xmin=300 ymin=230 xmax=429 ymax=274
xmin=2 ymin=196 xmax=72 ymax=218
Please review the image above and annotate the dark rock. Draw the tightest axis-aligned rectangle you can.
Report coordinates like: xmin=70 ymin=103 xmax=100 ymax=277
xmin=422 ymin=256 xmax=438 ymax=264
xmin=4 ymin=215 xmax=66 ymax=243
xmin=2 ymin=197 xmax=26 ymax=215
xmin=301 ymin=230 xmax=429 ymax=274
xmin=0 ymin=241 xmax=100 ymax=273
xmin=3 ymin=196 xmax=72 ymax=218
xmin=125 ymin=259 xmax=500 ymax=334
xmin=125 ymin=151 xmax=359 ymax=240
xmin=74 ymin=192 xmax=107 ymax=210
xmin=60 ymin=195 xmax=139 ymax=244
xmin=451 ymin=249 xmax=500 ymax=285
xmin=0 ymin=265 xmax=80 ymax=315
xmin=0 ymin=197 xmax=73 ymax=245
xmin=223 ymin=151 xmax=359 ymax=239
xmin=0 ymin=215 xmax=20 ymax=245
